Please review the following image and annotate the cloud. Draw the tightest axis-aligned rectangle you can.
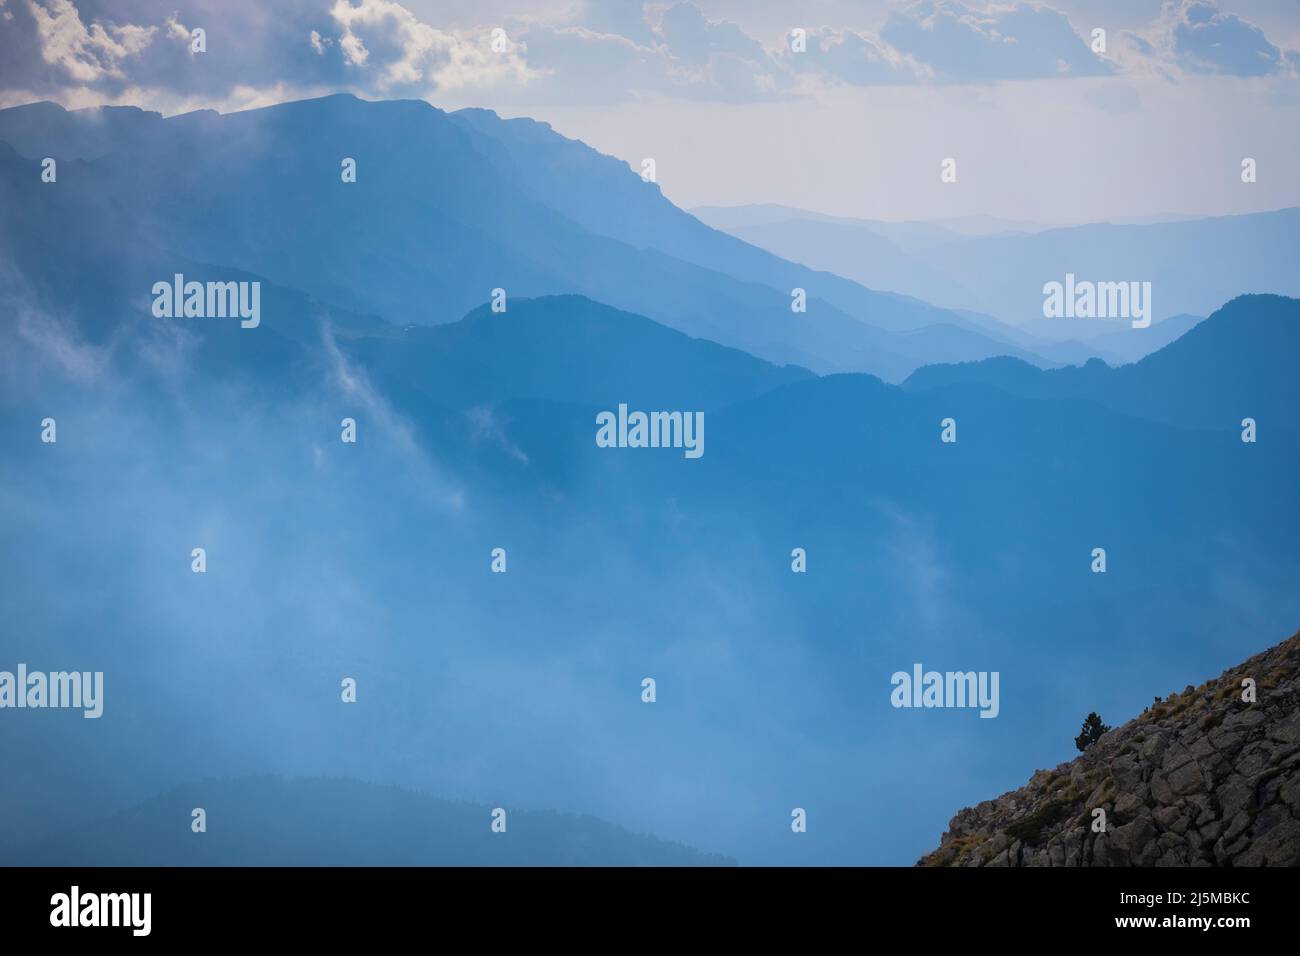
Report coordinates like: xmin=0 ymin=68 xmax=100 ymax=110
xmin=508 ymin=24 xmax=664 ymax=104
xmin=0 ymin=0 xmax=891 ymax=109
xmin=0 ymin=0 xmax=536 ymax=109
xmin=329 ymin=0 xmax=534 ymax=95
xmin=2 ymin=0 xmax=1296 ymax=114
xmin=320 ymin=323 xmax=466 ymax=512
xmin=14 ymin=301 xmax=112 ymax=381
xmin=658 ymin=2 xmax=764 ymax=66
xmin=655 ymin=3 xmax=785 ymax=100
xmin=879 ymin=0 xmax=1114 ymax=81
xmin=2 ymin=0 xmax=337 ymax=104
xmin=496 ymin=4 xmax=793 ymax=105
xmin=1158 ymin=0 xmax=1298 ymax=77
xmin=0 ymin=0 xmax=155 ymax=96
xmin=783 ymin=27 xmax=931 ymax=86
xmin=464 ymin=405 xmax=529 ymax=464
xmin=577 ymin=0 xmax=657 ymax=48
xmin=26 ymin=0 xmax=155 ymax=83
xmin=653 ymin=2 xmax=791 ymax=100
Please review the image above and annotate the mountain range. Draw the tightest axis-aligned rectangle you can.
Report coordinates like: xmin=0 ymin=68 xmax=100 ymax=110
xmin=693 ymin=202 xmax=1299 ymax=363
xmin=1 ymin=93 xmax=1296 ymax=866
xmin=3 ymin=776 xmax=734 ymax=866
xmin=0 ymin=96 xmax=1046 ymax=382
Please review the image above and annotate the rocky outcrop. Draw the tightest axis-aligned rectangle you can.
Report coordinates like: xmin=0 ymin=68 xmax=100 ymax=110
xmin=919 ymin=631 xmax=1300 ymax=867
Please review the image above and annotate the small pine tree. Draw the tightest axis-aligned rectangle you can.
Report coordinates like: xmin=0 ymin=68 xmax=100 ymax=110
xmin=1075 ymin=712 xmax=1112 ymax=752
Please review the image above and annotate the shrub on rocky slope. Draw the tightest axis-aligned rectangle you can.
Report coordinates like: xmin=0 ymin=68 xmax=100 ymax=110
xmin=919 ymin=632 xmax=1300 ymax=867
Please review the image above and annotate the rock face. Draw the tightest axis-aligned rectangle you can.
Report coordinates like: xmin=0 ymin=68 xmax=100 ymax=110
xmin=919 ymin=631 xmax=1300 ymax=867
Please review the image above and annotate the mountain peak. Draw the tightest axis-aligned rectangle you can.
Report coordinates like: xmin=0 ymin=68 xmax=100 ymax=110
xmin=0 ymin=99 xmax=67 ymax=116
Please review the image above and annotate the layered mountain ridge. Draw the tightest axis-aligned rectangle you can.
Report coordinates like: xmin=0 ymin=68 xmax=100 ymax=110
xmin=0 ymin=95 xmax=1041 ymax=380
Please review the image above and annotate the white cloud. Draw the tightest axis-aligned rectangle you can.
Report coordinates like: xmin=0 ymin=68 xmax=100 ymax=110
xmin=783 ymin=26 xmax=932 ymax=86
xmin=320 ymin=323 xmax=466 ymax=512
xmin=2 ymin=0 xmax=1297 ymax=116
xmin=164 ymin=13 xmax=188 ymax=43
xmin=1151 ymin=0 xmax=1299 ymax=77
xmin=26 ymin=0 xmax=155 ymax=83
xmin=329 ymin=0 xmax=535 ymax=94
xmin=878 ymin=0 xmax=1114 ymax=81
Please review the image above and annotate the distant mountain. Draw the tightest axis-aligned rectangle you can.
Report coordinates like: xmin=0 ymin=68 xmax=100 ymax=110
xmin=345 ymin=294 xmax=815 ymax=413
xmin=691 ymin=204 xmax=1055 ymax=246
xmin=0 ymin=96 xmax=1038 ymax=381
xmin=693 ymin=201 xmax=1300 ymax=345
xmin=3 ymin=94 xmax=1297 ymax=866
xmin=450 ymin=113 xmax=980 ymax=329
xmin=3 ymin=776 xmax=735 ymax=866
xmin=919 ymin=629 xmax=1300 ymax=867
xmin=2 ymin=268 xmax=1298 ymax=864
xmin=693 ymin=214 xmax=985 ymax=312
xmin=1012 ymin=312 xmax=1204 ymax=365
xmin=691 ymin=204 xmax=1212 ymax=365
xmin=0 ymin=100 xmax=164 ymax=159
xmin=926 ymin=208 xmax=1300 ymax=323
xmin=903 ymin=295 xmax=1300 ymax=429
xmin=931 ymin=215 xmax=1059 ymax=238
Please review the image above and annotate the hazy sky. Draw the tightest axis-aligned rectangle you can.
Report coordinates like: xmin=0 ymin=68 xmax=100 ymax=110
xmin=2 ymin=0 xmax=1298 ymax=222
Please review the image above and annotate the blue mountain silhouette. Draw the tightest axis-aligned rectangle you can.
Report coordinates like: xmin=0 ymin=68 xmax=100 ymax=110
xmin=904 ymin=295 xmax=1300 ymax=428
xmin=924 ymin=211 xmax=1300 ymax=322
xmin=0 ymin=95 xmax=1042 ymax=380
xmin=696 ymin=200 xmax=1300 ymax=331
xmin=3 ymin=776 xmax=734 ymax=866
xmin=0 ymin=94 xmax=1296 ymax=866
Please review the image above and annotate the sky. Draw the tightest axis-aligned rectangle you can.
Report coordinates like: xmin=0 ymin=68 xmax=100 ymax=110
xmin=2 ymin=0 xmax=1299 ymax=222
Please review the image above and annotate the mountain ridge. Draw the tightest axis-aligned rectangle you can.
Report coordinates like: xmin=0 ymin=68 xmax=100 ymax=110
xmin=903 ymin=294 xmax=1300 ymax=428
xmin=919 ymin=630 xmax=1300 ymax=867
xmin=694 ymin=201 xmax=1300 ymax=343
xmin=0 ymin=94 xmax=1042 ymax=380
xmin=2 ymin=775 xmax=736 ymax=866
